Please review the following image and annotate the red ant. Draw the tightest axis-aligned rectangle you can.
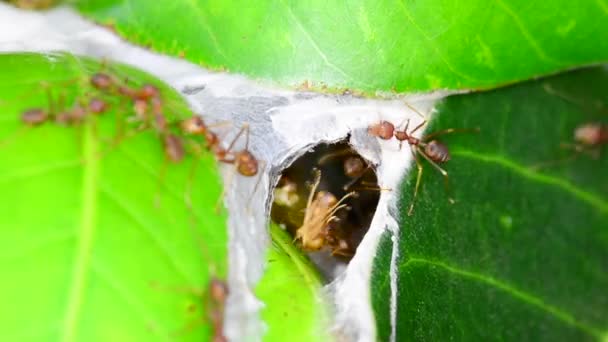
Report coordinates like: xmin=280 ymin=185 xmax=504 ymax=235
xmin=316 ymin=147 xmax=390 ymax=193
xmin=533 ymin=122 xmax=607 ymax=170
xmin=535 ymin=84 xmax=608 ymax=166
xmin=571 ymin=123 xmax=607 ymax=150
xmin=368 ymin=105 xmax=478 ymax=215
xmin=294 ymin=170 xmax=357 ymax=256
xmin=91 ymin=71 xmax=160 ymax=102
xmin=180 ymin=116 xmax=260 ymax=178
xmin=149 ymin=276 xmax=228 ymax=341
xmin=207 ymin=278 xmax=229 ymax=342
xmin=90 ymin=70 xmax=187 ymax=163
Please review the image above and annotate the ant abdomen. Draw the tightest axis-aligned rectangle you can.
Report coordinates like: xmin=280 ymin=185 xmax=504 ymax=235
xmin=90 ymin=72 xmax=113 ymax=91
xmin=574 ymin=123 xmax=608 ymax=146
xmin=368 ymin=120 xmax=395 ymax=140
xmin=163 ymin=134 xmax=185 ymax=163
xmin=424 ymin=140 xmax=450 ymax=163
xmin=21 ymin=108 xmax=48 ymax=125
xmin=236 ymin=151 xmax=258 ymax=177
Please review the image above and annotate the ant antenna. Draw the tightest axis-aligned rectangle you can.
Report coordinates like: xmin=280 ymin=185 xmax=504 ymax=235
xmin=404 ymin=101 xmax=427 ymax=120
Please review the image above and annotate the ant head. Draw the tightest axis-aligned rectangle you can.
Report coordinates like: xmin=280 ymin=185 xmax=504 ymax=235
xmin=236 ymin=150 xmax=258 ymax=176
xmin=181 ymin=116 xmax=207 ymax=135
xmin=208 ymin=278 xmax=229 ymax=303
xmin=90 ymin=72 xmax=113 ymax=91
xmin=343 ymin=156 xmax=365 ymax=178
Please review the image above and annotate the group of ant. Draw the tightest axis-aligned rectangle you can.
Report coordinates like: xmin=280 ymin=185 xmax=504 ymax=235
xmin=16 ymin=66 xmax=262 ymax=200
xmin=276 ymin=106 xmax=471 ymax=259
xmin=287 ymin=97 xmax=607 ymax=258
xmin=12 ymin=66 xmax=264 ymax=340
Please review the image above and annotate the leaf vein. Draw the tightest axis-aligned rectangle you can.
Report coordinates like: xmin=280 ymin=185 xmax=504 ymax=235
xmin=279 ymin=0 xmax=354 ymax=82
xmin=116 ymin=146 xmax=203 ymax=221
xmin=403 ymin=257 xmax=602 ymax=338
xmin=61 ymin=126 xmax=99 ymax=342
xmin=98 ymin=184 xmax=194 ymax=284
xmin=452 ymin=150 xmax=608 ymax=214
xmin=0 ymin=159 xmax=80 ymax=184
xmin=396 ymin=0 xmax=480 ymax=82
xmin=493 ymin=0 xmax=561 ymax=65
xmin=90 ymin=260 xmax=167 ymax=339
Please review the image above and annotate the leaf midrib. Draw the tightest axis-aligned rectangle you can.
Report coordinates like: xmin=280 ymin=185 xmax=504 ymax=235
xmin=400 ymin=257 xmax=604 ymax=338
xmin=452 ymin=149 xmax=608 ymax=214
xmin=61 ymin=123 xmax=99 ymax=342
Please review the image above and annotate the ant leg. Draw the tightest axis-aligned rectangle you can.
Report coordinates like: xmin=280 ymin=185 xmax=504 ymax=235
xmin=408 ymin=146 xmax=424 ymax=216
xmin=396 ymin=119 xmax=412 ymax=150
xmin=422 ymin=127 xmax=480 ymax=142
xmin=351 ymin=186 xmax=393 ymax=192
xmin=409 ymin=119 xmax=428 ymax=135
xmin=530 ymin=142 xmax=588 ymax=170
xmin=417 ymin=147 xmax=453 ymax=204
xmin=246 ymin=159 xmax=267 ymax=213
xmin=342 ymin=165 xmax=371 ymax=190
xmin=216 ymin=164 xmax=236 ymax=214
xmin=224 ymin=124 xmax=250 ymax=155
xmin=543 ymin=83 xmax=586 ymax=107
xmin=155 ymin=159 xmax=168 ymax=209
xmin=404 ymin=101 xmax=427 ymax=120
xmin=351 ymin=180 xmax=393 ymax=192
xmin=317 ymin=149 xmax=358 ymax=165
xmin=184 ymin=148 xmax=201 ymax=211
xmin=149 ymin=281 xmax=204 ymax=296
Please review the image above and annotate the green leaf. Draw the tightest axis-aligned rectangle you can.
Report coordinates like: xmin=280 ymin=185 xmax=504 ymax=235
xmin=0 ymin=53 xmax=227 ymax=341
xmin=372 ymin=67 xmax=608 ymax=341
xmin=256 ymin=224 xmax=331 ymax=342
xmin=74 ymin=0 xmax=608 ymax=94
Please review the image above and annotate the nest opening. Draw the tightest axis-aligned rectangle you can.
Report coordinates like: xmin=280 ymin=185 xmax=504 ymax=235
xmin=270 ymin=139 xmax=381 ymax=281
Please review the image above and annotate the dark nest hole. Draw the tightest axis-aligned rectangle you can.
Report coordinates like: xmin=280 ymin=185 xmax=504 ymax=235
xmin=271 ymin=138 xmax=380 ymax=281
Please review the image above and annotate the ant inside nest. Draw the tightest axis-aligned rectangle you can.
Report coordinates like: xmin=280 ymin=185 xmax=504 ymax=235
xmin=270 ymin=139 xmax=381 ymax=280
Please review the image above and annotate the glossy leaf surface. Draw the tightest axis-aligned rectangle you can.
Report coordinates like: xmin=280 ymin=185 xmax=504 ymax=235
xmin=372 ymin=66 xmax=608 ymax=341
xmin=0 ymin=53 xmax=227 ymax=341
xmin=75 ymin=0 xmax=608 ymax=94
xmin=256 ymin=224 xmax=329 ymax=342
